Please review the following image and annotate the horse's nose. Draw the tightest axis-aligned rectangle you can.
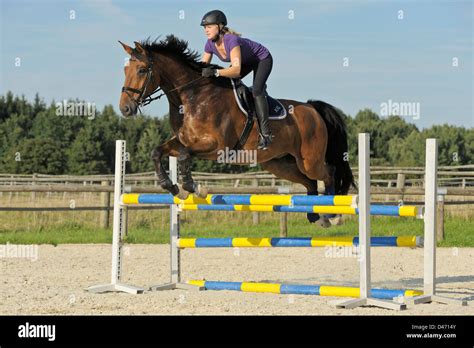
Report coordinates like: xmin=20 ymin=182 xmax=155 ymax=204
xmin=121 ymin=103 xmax=138 ymax=117
xmin=120 ymin=104 xmax=131 ymax=116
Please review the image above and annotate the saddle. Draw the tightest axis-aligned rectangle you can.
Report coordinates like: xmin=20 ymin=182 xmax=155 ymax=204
xmin=230 ymin=79 xmax=287 ymax=150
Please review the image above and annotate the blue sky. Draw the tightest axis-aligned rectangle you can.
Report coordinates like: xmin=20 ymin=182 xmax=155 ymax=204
xmin=1 ymin=0 xmax=472 ymax=128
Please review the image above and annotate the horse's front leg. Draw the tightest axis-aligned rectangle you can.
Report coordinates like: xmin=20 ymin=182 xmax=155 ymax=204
xmin=178 ymin=147 xmax=208 ymax=198
xmin=151 ymin=136 xmax=188 ymax=199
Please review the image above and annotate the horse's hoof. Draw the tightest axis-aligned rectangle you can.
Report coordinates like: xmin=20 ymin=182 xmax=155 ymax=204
xmin=330 ymin=215 xmax=344 ymax=226
xmin=176 ymin=184 xmax=190 ymax=200
xmin=316 ymin=217 xmax=332 ymax=228
xmin=322 ymin=214 xmax=337 ymax=219
xmin=307 ymin=213 xmax=320 ymax=223
xmin=194 ymin=184 xmax=208 ymax=198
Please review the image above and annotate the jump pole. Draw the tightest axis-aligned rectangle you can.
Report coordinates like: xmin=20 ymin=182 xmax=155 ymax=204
xmin=176 ymin=236 xmax=423 ymax=248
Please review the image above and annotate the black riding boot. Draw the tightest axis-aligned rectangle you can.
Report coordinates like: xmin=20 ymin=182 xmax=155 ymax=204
xmin=254 ymin=95 xmax=274 ymax=150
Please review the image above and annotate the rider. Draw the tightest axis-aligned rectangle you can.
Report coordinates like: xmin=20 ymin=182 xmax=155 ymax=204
xmin=200 ymin=10 xmax=274 ymax=150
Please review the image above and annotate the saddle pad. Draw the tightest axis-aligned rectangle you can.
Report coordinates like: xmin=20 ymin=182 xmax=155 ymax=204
xmin=230 ymin=79 xmax=287 ymax=120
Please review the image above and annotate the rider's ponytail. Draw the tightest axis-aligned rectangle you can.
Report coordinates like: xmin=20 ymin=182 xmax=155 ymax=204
xmin=221 ymin=26 xmax=242 ymax=36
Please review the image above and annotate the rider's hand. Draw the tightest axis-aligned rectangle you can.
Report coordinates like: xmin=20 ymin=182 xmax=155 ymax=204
xmin=202 ymin=68 xmax=218 ymax=77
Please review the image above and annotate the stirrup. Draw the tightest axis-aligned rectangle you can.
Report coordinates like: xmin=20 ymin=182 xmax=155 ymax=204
xmin=257 ymin=134 xmax=273 ymax=150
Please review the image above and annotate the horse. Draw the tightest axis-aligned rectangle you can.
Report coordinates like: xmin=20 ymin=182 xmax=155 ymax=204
xmin=119 ymin=35 xmax=355 ymax=227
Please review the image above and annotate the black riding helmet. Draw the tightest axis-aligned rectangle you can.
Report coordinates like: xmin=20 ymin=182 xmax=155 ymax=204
xmin=200 ymin=10 xmax=227 ymax=26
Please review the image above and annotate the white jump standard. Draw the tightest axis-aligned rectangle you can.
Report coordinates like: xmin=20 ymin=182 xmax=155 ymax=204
xmin=86 ymin=140 xmax=145 ymax=294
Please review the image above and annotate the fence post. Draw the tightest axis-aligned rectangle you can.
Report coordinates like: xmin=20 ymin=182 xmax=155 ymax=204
xmin=279 ymin=212 xmax=288 ymax=237
xmin=8 ymin=175 xmax=13 ymax=202
xmin=252 ymin=178 xmax=259 ymax=225
xmin=63 ymin=181 xmax=68 ymax=200
xmin=396 ymin=173 xmax=406 ymax=201
xmin=31 ymin=174 xmax=36 ymax=201
xmin=83 ymin=181 xmax=87 ymax=200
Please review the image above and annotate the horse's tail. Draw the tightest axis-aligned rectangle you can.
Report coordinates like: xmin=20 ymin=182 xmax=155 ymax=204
xmin=306 ymin=100 xmax=356 ymax=194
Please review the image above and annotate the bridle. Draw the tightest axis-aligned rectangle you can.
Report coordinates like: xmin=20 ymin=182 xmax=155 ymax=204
xmin=121 ymin=53 xmax=205 ymax=113
xmin=121 ymin=56 xmax=160 ymax=110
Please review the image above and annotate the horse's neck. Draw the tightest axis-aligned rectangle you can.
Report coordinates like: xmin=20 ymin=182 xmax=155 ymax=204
xmin=155 ymin=53 xmax=198 ymax=98
xmin=155 ymin=53 xmax=219 ymax=114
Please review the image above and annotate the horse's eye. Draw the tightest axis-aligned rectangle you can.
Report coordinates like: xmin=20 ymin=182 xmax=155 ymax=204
xmin=138 ymin=68 xmax=147 ymax=74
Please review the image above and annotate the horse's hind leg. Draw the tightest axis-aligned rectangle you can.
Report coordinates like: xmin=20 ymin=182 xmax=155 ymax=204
xmin=261 ymin=155 xmax=325 ymax=225
xmin=293 ymin=153 xmax=342 ymax=226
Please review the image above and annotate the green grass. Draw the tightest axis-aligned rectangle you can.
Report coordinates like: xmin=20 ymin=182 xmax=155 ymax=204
xmin=0 ymin=222 xmax=111 ymax=245
xmin=0 ymin=209 xmax=473 ymax=247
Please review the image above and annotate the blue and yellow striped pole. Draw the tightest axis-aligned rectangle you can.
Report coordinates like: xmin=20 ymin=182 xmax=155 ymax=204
xmin=179 ymin=203 xmax=422 ymax=217
xmin=121 ymin=194 xmax=422 ymax=217
xmin=177 ymin=236 xmax=422 ymax=248
xmin=122 ymin=194 xmax=421 ymax=217
xmin=122 ymin=193 xmax=357 ymax=206
xmin=187 ymin=280 xmax=423 ymax=299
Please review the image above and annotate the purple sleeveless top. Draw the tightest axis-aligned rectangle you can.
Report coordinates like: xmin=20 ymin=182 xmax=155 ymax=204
xmin=204 ymin=33 xmax=270 ymax=64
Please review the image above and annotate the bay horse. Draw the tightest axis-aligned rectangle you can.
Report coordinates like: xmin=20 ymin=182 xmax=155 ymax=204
xmin=119 ymin=35 xmax=355 ymax=227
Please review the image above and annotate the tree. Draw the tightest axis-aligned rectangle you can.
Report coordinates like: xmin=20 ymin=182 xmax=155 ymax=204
xmin=422 ymin=125 xmax=472 ymax=166
xmin=2 ymin=138 xmax=65 ymax=174
xmin=1 ymin=92 xmax=472 ymax=174
xmin=133 ymin=120 xmax=163 ymax=172
xmin=67 ymin=124 xmax=109 ymax=174
xmin=387 ymin=130 xmax=424 ymax=166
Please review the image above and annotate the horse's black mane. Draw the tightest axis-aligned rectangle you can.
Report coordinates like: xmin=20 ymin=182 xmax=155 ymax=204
xmin=139 ymin=35 xmax=223 ymax=72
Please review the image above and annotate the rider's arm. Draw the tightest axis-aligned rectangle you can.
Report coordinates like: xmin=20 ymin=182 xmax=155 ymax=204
xmin=202 ymin=52 xmax=212 ymax=64
xmin=216 ymin=46 xmax=241 ymax=78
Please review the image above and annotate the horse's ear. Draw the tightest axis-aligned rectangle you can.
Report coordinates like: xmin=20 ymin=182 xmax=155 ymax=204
xmin=119 ymin=41 xmax=133 ymax=55
xmin=134 ymin=41 xmax=146 ymax=56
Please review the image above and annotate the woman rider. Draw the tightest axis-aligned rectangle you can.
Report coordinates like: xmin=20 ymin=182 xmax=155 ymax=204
xmin=200 ymin=10 xmax=274 ymax=150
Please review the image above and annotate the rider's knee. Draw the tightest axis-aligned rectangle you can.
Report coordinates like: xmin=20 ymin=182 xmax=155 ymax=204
xmin=252 ymin=89 xmax=265 ymax=98
xmin=252 ymin=83 xmax=268 ymax=97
